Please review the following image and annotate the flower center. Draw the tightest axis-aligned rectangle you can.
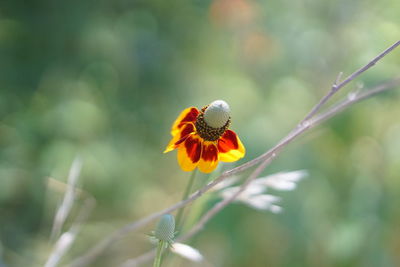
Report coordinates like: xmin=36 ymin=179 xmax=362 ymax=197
xmin=203 ymin=100 xmax=231 ymax=128
xmin=195 ymin=105 xmax=231 ymax=141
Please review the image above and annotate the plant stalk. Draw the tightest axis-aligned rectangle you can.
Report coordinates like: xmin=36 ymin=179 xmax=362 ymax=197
xmin=175 ymin=169 xmax=198 ymax=230
xmin=153 ymin=240 xmax=165 ymax=267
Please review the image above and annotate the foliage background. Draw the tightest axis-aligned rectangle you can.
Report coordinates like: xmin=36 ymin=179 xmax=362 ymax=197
xmin=0 ymin=0 xmax=399 ymax=266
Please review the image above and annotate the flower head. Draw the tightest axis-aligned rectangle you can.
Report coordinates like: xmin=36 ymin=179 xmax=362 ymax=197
xmin=164 ymin=100 xmax=245 ymax=173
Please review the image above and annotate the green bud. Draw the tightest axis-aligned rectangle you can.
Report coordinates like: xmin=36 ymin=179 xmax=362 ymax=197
xmin=154 ymin=214 xmax=175 ymax=243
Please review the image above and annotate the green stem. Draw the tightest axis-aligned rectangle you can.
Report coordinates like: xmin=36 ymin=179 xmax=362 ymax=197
xmin=175 ymin=169 xmax=198 ymax=230
xmin=153 ymin=240 xmax=165 ymax=267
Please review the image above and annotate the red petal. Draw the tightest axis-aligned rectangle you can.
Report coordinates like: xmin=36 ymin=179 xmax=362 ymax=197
xmin=176 ymin=108 xmax=199 ymax=129
xmin=198 ymin=142 xmax=219 ymax=173
xmin=184 ymin=135 xmax=202 ymax=164
xmin=174 ymin=123 xmax=195 ymax=145
xmin=202 ymin=143 xmax=218 ymax=162
xmin=170 ymin=107 xmax=199 ymax=137
xmin=218 ymin=130 xmax=239 ymax=153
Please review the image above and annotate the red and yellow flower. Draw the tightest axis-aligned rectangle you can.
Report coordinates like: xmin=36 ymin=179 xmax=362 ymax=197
xmin=164 ymin=100 xmax=245 ymax=173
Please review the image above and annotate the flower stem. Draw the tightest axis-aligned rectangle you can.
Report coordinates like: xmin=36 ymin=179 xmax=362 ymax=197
xmin=175 ymin=169 xmax=198 ymax=230
xmin=153 ymin=240 xmax=165 ymax=267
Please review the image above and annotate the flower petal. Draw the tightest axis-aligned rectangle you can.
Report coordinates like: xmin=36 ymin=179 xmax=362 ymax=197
xmin=171 ymin=242 xmax=204 ymax=262
xmin=177 ymin=134 xmax=202 ymax=171
xmin=171 ymin=107 xmax=199 ymax=136
xmin=164 ymin=123 xmax=195 ymax=153
xmin=198 ymin=141 xmax=219 ymax=173
xmin=240 ymin=194 xmax=281 ymax=212
xmin=253 ymin=170 xmax=308 ymax=191
xmin=218 ymin=130 xmax=245 ymax=162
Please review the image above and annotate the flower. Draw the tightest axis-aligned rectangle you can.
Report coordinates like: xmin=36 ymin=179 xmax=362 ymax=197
xmin=164 ymin=100 xmax=245 ymax=173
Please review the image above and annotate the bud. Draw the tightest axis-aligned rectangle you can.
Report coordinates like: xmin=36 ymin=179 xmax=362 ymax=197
xmin=203 ymin=100 xmax=231 ymax=128
xmin=154 ymin=214 xmax=175 ymax=243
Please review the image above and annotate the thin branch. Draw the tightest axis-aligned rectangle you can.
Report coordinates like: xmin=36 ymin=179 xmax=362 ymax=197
xmin=121 ymin=76 xmax=400 ymax=267
xmin=223 ymin=41 xmax=400 ymax=177
xmin=311 ymin=77 xmax=400 ymax=124
xmin=46 ymin=158 xmax=96 ymax=267
xmin=69 ymin=40 xmax=400 ymax=267
xmin=301 ymin=40 xmax=400 ymax=123
xmin=51 ymin=157 xmax=83 ymax=240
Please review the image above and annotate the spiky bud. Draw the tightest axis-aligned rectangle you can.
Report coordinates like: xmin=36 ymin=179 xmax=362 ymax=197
xmin=154 ymin=214 xmax=175 ymax=243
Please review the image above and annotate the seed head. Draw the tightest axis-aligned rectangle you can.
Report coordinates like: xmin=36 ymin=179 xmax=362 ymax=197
xmin=203 ymin=100 xmax=231 ymax=128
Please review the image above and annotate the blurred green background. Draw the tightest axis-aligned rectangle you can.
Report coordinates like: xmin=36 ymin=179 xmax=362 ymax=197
xmin=0 ymin=0 xmax=399 ymax=266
